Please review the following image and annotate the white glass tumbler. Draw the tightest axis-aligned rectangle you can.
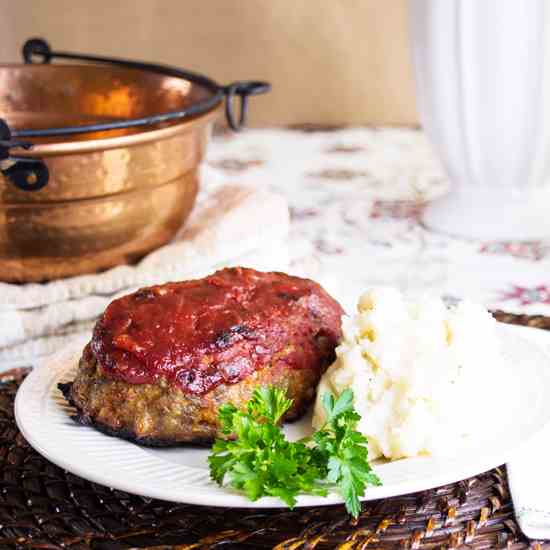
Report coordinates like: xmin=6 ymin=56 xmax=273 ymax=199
xmin=409 ymin=0 xmax=550 ymax=240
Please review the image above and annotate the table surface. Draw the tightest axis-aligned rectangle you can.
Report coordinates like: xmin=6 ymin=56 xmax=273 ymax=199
xmin=205 ymin=127 xmax=550 ymax=316
xmin=3 ymin=126 xmax=550 ymax=549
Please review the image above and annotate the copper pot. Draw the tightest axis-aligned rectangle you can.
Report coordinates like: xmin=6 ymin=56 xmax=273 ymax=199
xmin=0 ymin=39 xmax=269 ymax=283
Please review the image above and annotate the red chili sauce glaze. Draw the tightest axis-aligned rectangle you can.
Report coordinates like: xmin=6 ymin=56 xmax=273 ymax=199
xmin=89 ymin=267 xmax=344 ymax=395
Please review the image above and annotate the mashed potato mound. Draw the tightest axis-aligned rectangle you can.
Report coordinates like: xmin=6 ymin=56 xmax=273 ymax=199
xmin=312 ymin=287 xmax=501 ymax=460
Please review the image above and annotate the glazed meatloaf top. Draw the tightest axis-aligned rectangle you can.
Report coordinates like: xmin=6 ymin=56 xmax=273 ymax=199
xmin=89 ymin=267 xmax=344 ymax=395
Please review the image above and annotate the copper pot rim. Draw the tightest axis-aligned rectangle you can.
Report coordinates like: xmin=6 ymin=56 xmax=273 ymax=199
xmin=0 ymin=62 xmax=222 ymax=157
xmin=10 ymin=107 xmax=221 ymax=157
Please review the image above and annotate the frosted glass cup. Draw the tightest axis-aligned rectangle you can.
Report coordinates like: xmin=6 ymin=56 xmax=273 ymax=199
xmin=409 ymin=0 xmax=550 ymax=240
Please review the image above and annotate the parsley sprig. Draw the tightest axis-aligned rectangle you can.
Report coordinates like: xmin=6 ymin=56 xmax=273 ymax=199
xmin=208 ymin=386 xmax=381 ymax=517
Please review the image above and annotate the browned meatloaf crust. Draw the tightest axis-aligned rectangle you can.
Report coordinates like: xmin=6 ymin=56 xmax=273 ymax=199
xmin=59 ymin=267 xmax=344 ymax=446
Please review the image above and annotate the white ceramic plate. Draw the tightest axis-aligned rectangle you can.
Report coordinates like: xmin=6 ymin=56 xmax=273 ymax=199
xmin=15 ymin=324 xmax=550 ymax=509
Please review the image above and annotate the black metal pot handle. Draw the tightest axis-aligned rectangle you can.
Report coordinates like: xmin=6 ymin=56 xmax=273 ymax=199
xmin=223 ymin=81 xmax=270 ymax=131
xmin=1 ymin=38 xmax=270 ymax=192
xmin=20 ymin=38 xmax=270 ymax=133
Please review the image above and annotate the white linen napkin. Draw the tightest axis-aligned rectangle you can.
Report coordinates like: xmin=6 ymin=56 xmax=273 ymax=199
xmin=506 ymin=327 xmax=550 ymax=540
xmin=508 ymin=428 xmax=550 ymax=540
xmin=0 ymin=184 xmax=290 ymax=369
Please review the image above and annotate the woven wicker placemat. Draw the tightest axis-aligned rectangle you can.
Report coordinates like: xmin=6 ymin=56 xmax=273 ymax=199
xmin=0 ymin=311 xmax=548 ymax=549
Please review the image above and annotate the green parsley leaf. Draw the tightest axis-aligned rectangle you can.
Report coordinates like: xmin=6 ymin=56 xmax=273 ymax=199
xmin=207 ymin=385 xmax=381 ymax=518
xmin=314 ymin=389 xmax=382 ymax=516
xmin=218 ymin=403 xmax=238 ymax=434
xmin=322 ymin=388 xmax=354 ymax=423
xmin=248 ymin=385 xmax=293 ymax=424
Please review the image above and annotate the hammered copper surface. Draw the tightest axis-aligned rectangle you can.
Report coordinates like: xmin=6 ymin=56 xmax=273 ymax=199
xmin=0 ymin=64 xmax=220 ymax=282
xmin=0 ymin=173 xmax=199 ymax=281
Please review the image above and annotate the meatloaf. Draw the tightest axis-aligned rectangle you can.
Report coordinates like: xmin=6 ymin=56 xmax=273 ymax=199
xmin=59 ymin=267 xmax=343 ymax=446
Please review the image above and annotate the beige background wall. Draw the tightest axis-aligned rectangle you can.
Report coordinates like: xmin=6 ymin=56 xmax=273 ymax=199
xmin=0 ymin=0 xmax=419 ymax=127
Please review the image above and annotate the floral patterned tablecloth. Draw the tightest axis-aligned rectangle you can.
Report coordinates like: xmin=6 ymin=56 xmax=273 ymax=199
xmin=205 ymin=127 xmax=550 ymax=315
xmin=4 ymin=127 xmax=549 ymax=541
